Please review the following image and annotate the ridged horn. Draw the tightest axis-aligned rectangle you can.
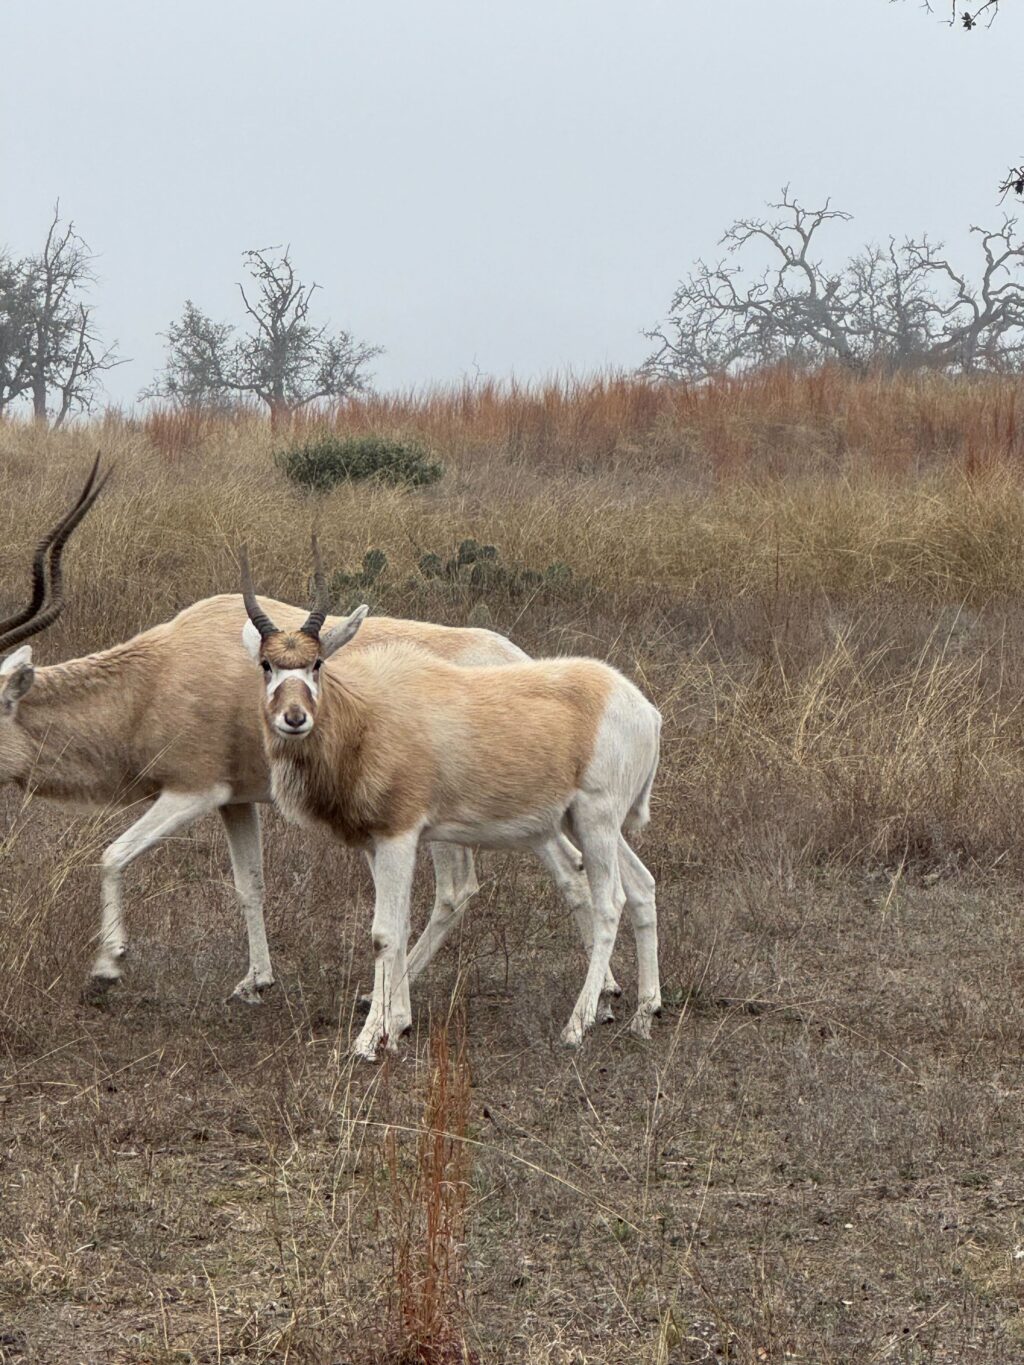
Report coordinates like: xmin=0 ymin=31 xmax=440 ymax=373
xmin=0 ymin=455 xmax=110 ymax=655
xmin=299 ymin=533 xmax=331 ymax=639
xmin=238 ymin=544 xmax=279 ymax=639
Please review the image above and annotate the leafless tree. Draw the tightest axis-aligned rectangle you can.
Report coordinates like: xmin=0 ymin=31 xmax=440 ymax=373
xmin=148 ymin=247 xmax=382 ymax=425
xmin=642 ymin=189 xmax=1024 ymax=381
xmin=0 ymin=206 xmax=120 ymax=426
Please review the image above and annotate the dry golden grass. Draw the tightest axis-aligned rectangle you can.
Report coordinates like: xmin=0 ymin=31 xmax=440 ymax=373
xmin=4 ymin=370 xmax=1024 ymax=1361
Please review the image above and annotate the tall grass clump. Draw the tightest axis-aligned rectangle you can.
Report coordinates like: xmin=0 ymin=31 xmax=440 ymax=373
xmin=669 ymin=617 xmax=1024 ymax=879
xmin=385 ymin=1017 xmax=476 ymax=1365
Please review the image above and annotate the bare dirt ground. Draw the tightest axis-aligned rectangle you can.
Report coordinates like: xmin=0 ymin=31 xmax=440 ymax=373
xmin=5 ymin=377 xmax=1024 ymax=1361
xmin=6 ymin=815 xmax=1024 ymax=1362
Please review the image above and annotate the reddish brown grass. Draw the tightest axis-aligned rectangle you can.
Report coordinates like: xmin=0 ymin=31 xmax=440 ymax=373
xmin=130 ymin=367 xmax=1024 ymax=481
xmin=384 ymin=1015 xmax=475 ymax=1365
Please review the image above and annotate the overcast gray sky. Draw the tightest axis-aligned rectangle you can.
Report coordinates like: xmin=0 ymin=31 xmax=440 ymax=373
xmin=3 ymin=0 xmax=1022 ymax=404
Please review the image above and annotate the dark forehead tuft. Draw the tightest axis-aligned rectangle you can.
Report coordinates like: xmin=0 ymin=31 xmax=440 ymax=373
xmin=263 ymin=632 xmax=320 ymax=669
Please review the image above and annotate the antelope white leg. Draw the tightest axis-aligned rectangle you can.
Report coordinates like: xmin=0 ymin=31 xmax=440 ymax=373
xmin=220 ymin=803 xmax=274 ymax=1004
xmin=353 ymin=830 xmax=420 ymax=1061
xmin=91 ymin=785 xmax=231 ymax=990
xmin=356 ymin=844 xmax=479 ymax=1014
xmin=534 ymin=834 xmax=621 ymax=1005
xmin=618 ymin=837 xmax=661 ymax=1038
xmin=561 ymin=799 xmax=627 ymax=1049
xmin=404 ymin=844 xmax=480 ymax=985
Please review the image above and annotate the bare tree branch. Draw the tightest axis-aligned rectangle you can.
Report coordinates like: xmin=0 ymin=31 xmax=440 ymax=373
xmin=642 ymin=191 xmax=1024 ymax=380
xmin=147 ymin=246 xmax=381 ymax=424
xmin=900 ymin=1 xmax=1016 ymax=195
xmin=917 ymin=0 xmax=1002 ymax=27
xmin=0 ymin=204 xmax=120 ymax=424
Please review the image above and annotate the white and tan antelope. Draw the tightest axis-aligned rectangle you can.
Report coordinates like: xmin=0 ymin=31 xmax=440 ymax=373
xmin=0 ymin=466 xmax=605 ymax=1005
xmin=240 ymin=546 xmax=663 ymax=1059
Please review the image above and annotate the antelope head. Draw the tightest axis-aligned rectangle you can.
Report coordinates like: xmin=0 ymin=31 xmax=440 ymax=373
xmin=0 ymin=457 xmax=110 ymax=782
xmin=240 ymin=537 xmax=367 ymax=740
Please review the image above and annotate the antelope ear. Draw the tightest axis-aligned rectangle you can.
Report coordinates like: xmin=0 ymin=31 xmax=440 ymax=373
xmin=320 ymin=604 xmax=369 ymax=659
xmin=242 ymin=620 xmax=263 ymax=663
xmin=1 ymin=660 xmax=34 ymax=712
xmin=0 ymin=645 xmax=33 ymax=676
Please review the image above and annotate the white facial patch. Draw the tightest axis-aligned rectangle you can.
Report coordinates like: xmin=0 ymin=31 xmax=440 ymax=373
xmin=264 ymin=665 xmax=319 ymax=700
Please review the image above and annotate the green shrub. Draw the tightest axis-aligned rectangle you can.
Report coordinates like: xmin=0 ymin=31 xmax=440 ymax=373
xmin=275 ymin=435 xmax=443 ymax=493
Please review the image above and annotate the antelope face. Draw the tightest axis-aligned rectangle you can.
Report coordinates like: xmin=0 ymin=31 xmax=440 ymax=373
xmin=242 ymin=607 xmax=370 ymax=741
xmin=0 ymin=646 xmax=36 ymax=783
xmin=246 ymin=628 xmax=323 ymax=740
xmin=239 ymin=539 xmax=369 ymax=741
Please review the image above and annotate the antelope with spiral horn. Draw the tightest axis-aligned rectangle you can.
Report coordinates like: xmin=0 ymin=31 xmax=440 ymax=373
xmin=240 ymin=543 xmax=663 ymax=1059
xmin=0 ymin=472 xmax=604 ymax=1006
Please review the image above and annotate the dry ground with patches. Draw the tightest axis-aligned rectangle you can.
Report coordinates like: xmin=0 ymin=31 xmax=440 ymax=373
xmin=4 ymin=372 xmax=1024 ymax=1361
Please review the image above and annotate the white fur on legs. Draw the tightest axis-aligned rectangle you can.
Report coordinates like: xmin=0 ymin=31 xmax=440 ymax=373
xmin=533 ymin=835 xmax=621 ymax=1007
xmin=618 ymin=837 xmax=660 ymax=1038
xmin=92 ymin=785 xmax=231 ymax=987
xmin=355 ymin=843 xmax=478 ymax=1012
xmin=404 ymin=843 xmax=480 ymax=985
xmin=220 ymin=803 xmax=275 ymax=1004
xmin=353 ymin=830 xmax=420 ymax=1061
xmin=560 ymin=799 xmax=627 ymax=1048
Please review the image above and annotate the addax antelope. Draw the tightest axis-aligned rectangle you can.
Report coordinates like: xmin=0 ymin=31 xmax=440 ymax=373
xmin=241 ymin=546 xmax=663 ymax=1059
xmin=0 ymin=466 xmax=602 ymax=1005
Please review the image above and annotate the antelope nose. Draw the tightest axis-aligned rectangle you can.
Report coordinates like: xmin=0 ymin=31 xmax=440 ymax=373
xmin=283 ymin=705 xmax=308 ymax=730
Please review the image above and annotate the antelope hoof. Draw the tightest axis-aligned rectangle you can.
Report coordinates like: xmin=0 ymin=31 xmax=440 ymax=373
xmin=352 ymin=1020 xmax=385 ymax=1062
xmin=629 ymin=1000 xmax=661 ymax=1040
xmin=352 ymin=1031 xmax=385 ymax=1064
xmin=602 ymin=976 xmax=623 ymax=998
xmin=560 ymin=1018 xmax=588 ymax=1050
xmin=597 ymin=1000 xmax=615 ymax=1025
xmin=352 ymin=1018 xmax=410 ymax=1062
xmin=229 ymin=977 xmax=274 ymax=1006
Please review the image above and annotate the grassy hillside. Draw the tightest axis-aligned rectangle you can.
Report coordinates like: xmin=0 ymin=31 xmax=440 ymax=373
xmin=3 ymin=370 xmax=1024 ymax=1361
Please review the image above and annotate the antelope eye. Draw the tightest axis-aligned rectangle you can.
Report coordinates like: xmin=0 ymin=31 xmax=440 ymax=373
xmin=313 ymin=659 xmax=322 ymax=673
xmin=260 ymin=660 xmax=271 ymax=674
